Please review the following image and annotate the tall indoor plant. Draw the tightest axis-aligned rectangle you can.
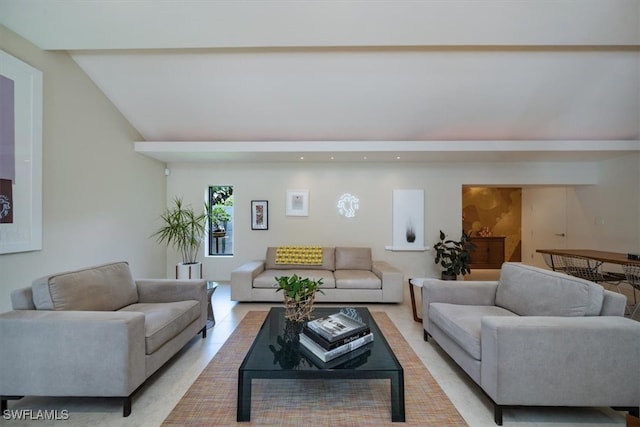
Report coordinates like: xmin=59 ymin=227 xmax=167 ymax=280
xmin=433 ymin=230 xmax=476 ymax=280
xmin=153 ymin=197 xmax=211 ymax=279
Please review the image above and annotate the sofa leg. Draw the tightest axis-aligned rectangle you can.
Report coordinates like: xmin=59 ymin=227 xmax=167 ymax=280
xmin=201 ymin=325 xmax=207 ymax=339
xmin=1 ymin=396 xmax=23 ymax=412
xmin=123 ymin=395 xmax=132 ymax=417
xmin=494 ymin=404 xmax=503 ymax=425
xmin=423 ymin=330 xmax=430 ymax=342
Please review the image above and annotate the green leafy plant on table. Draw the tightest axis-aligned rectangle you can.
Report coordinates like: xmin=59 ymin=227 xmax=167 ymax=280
xmin=275 ymin=274 xmax=324 ymax=322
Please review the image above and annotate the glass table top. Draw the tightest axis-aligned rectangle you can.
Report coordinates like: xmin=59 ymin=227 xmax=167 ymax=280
xmin=239 ymin=307 xmax=402 ymax=373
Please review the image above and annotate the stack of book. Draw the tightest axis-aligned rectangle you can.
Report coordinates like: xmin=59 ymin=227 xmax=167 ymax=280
xmin=299 ymin=310 xmax=373 ymax=363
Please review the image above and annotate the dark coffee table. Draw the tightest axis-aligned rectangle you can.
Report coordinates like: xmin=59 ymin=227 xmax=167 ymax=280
xmin=237 ymin=307 xmax=405 ymax=422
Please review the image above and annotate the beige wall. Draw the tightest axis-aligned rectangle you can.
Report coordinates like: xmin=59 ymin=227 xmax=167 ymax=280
xmin=521 ymin=154 xmax=640 ymax=269
xmin=0 ymin=26 xmax=167 ymax=312
xmin=1 ymin=21 xmax=638 ymax=312
xmin=165 ymin=159 xmax=635 ymax=282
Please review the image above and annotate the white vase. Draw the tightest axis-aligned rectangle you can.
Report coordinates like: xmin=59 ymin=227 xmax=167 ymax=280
xmin=176 ymin=262 xmax=202 ymax=279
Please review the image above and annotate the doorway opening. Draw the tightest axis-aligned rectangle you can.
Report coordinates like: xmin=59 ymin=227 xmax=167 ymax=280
xmin=462 ymin=186 xmax=522 ymax=269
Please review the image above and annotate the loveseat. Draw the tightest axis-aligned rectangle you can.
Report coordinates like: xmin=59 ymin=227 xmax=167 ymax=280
xmin=231 ymin=246 xmax=403 ymax=302
xmin=0 ymin=261 xmax=208 ymax=416
xmin=421 ymin=262 xmax=640 ymax=425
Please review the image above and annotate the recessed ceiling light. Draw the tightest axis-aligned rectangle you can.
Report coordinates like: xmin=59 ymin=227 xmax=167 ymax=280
xmin=396 ymin=156 xmax=401 ymax=160
xmin=299 ymin=156 xmax=304 ymax=160
xmin=330 ymin=156 xmax=335 ymax=160
xmin=363 ymin=156 xmax=368 ymax=160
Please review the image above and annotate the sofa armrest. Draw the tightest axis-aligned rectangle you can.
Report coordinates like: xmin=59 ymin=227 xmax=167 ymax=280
xmin=372 ymin=261 xmax=404 ymax=302
xmin=10 ymin=286 xmax=35 ymax=310
xmin=422 ymin=280 xmax=499 ymax=334
xmin=136 ymin=279 xmax=207 ymax=328
xmin=601 ymin=289 xmax=627 ymax=315
xmin=0 ymin=310 xmax=146 ymax=397
xmin=136 ymin=279 xmax=206 ymax=303
xmin=480 ymin=316 xmax=640 ymax=408
xmin=231 ymin=261 xmax=265 ymax=301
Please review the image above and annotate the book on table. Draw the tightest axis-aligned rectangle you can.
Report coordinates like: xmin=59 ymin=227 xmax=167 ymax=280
xmin=302 ymin=323 xmax=371 ymax=350
xmin=299 ymin=341 xmax=373 ymax=369
xmin=305 ymin=311 xmax=369 ymax=344
xmin=299 ymin=330 xmax=374 ymax=362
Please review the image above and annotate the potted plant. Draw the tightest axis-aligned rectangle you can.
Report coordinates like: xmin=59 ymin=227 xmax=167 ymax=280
xmin=211 ymin=205 xmax=231 ymax=235
xmin=433 ymin=230 xmax=476 ymax=280
xmin=152 ymin=197 xmax=211 ymax=279
xmin=274 ymin=274 xmax=324 ymax=322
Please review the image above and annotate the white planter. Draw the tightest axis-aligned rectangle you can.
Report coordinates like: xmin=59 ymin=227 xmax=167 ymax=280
xmin=176 ymin=262 xmax=202 ymax=279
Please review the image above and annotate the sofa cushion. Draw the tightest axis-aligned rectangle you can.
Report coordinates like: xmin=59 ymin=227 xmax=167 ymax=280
xmin=334 ymin=270 xmax=381 ymax=289
xmin=32 ymin=262 xmax=138 ymax=311
xmin=335 ymin=247 xmax=372 ymax=271
xmin=496 ymin=262 xmax=604 ymax=316
xmin=253 ymin=269 xmax=336 ymax=289
xmin=429 ymin=303 xmax=517 ymax=360
xmin=119 ymin=300 xmax=201 ymax=354
xmin=265 ymin=247 xmax=335 ymax=271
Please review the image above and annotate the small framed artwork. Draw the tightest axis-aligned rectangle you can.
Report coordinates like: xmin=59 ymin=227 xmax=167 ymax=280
xmin=251 ymin=200 xmax=268 ymax=230
xmin=286 ymin=190 xmax=309 ymax=217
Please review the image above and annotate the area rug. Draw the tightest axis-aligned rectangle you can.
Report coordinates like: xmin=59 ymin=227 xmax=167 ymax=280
xmin=162 ymin=311 xmax=467 ymax=426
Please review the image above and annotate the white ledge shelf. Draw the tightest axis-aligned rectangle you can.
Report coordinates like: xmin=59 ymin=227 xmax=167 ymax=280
xmin=385 ymin=246 xmax=430 ymax=252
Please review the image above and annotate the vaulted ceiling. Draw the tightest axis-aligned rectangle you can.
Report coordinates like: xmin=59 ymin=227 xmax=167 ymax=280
xmin=1 ymin=1 xmax=639 ymax=162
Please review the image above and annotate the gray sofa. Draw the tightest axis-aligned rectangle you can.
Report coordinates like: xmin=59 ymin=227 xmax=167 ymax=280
xmin=0 ymin=261 xmax=207 ymax=416
xmin=231 ymin=246 xmax=403 ymax=302
xmin=422 ymin=262 xmax=640 ymax=425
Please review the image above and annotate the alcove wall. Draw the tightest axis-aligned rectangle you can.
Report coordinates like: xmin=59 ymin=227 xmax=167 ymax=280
xmin=462 ymin=187 xmax=522 ymax=263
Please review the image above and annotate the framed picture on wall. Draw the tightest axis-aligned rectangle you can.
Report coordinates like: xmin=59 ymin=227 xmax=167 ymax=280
xmin=286 ymin=190 xmax=309 ymax=216
xmin=251 ymin=200 xmax=268 ymax=230
xmin=0 ymin=51 xmax=43 ymax=254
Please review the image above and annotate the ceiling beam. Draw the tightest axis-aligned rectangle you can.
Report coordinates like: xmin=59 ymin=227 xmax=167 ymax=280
xmin=1 ymin=0 xmax=638 ymax=50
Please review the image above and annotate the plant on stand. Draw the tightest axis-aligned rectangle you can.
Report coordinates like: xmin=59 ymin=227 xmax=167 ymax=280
xmin=275 ymin=274 xmax=324 ymax=322
xmin=211 ymin=205 xmax=231 ymax=235
xmin=433 ymin=230 xmax=476 ymax=280
xmin=152 ymin=197 xmax=211 ymax=279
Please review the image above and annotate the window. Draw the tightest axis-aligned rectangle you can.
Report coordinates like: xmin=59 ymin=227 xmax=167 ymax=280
xmin=208 ymin=186 xmax=233 ymax=256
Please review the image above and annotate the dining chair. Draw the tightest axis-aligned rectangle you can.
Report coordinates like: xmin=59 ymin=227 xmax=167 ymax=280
xmin=622 ymin=264 xmax=640 ymax=319
xmin=563 ymin=255 xmax=626 ymax=288
xmin=542 ymin=253 xmax=568 ymax=272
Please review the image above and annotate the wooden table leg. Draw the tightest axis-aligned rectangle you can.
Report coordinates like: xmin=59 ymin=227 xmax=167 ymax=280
xmin=409 ymin=279 xmax=422 ymax=323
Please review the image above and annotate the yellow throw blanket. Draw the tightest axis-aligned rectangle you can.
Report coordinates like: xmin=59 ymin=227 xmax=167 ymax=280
xmin=275 ymin=246 xmax=323 ymax=265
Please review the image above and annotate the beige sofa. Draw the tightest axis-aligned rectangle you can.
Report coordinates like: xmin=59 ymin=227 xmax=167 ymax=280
xmin=422 ymin=262 xmax=640 ymax=425
xmin=0 ymin=261 xmax=207 ymax=416
xmin=231 ymin=246 xmax=403 ymax=302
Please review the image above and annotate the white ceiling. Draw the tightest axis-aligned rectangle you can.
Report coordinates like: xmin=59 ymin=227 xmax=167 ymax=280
xmin=1 ymin=1 xmax=639 ymax=163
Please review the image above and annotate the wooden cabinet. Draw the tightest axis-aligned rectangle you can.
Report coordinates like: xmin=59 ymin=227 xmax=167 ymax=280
xmin=469 ymin=236 xmax=505 ymax=269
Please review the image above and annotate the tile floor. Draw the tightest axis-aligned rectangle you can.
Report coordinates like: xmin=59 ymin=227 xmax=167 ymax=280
xmin=2 ymin=283 xmax=631 ymax=426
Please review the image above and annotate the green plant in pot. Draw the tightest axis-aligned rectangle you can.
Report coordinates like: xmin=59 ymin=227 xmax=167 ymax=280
xmin=152 ymin=197 xmax=211 ymax=279
xmin=433 ymin=230 xmax=476 ymax=280
xmin=274 ymin=274 xmax=324 ymax=322
xmin=211 ymin=205 xmax=231 ymax=234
